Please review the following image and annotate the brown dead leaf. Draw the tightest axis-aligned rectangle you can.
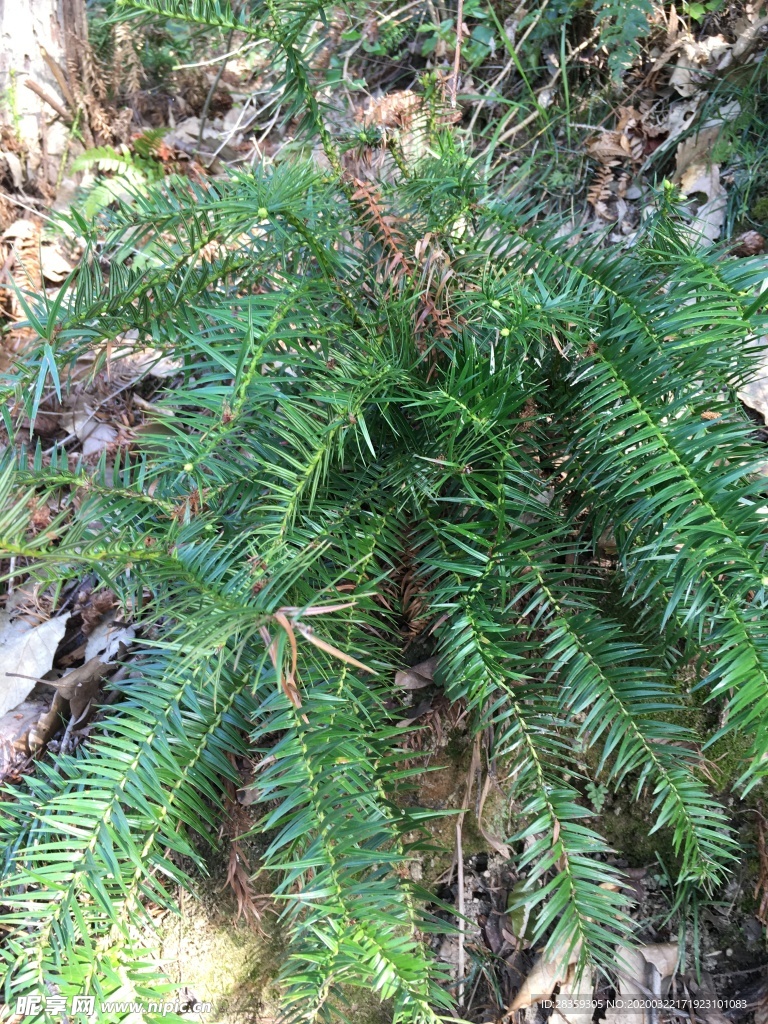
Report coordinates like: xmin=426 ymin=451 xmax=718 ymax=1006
xmin=45 ymin=656 xmax=115 ymax=721
xmin=292 ymin=620 xmax=376 ymax=674
xmin=477 ymin=773 xmax=512 ymax=859
xmin=395 ymin=700 xmax=433 ymax=727
xmin=28 ymin=691 xmax=66 ymax=752
xmin=605 ymin=943 xmax=679 ymax=1024
xmin=738 ymin=339 xmax=768 ymax=423
xmin=395 ymin=656 xmax=438 ymax=690
xmin=754 ymin=807 xmax=768 ymax=925
xmin=587 ymin=133 xmax=630 ymax=163
xmin=679 ymin=161 xmax=720 ymax=200
xmin=556 ymin=965 xmax=595 ymax=1024
xmin=225 ymin=842 xmax=263 ymax=928
xmin=675 ymin=126 xmax=723 ymax=178
xmin=732 ymin=230 xmax=766 ymax=257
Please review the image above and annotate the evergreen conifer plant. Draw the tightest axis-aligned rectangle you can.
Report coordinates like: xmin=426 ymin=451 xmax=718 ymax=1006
xmin=1 ymin=1 xmax=768 ymax=1020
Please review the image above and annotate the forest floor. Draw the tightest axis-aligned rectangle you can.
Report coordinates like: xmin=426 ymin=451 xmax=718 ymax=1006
xmin=2 ymin=1 xmax=768 ymax=1021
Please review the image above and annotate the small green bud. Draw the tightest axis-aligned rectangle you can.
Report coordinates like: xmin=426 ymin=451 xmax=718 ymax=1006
xmin=183 ymin=463 xmax=193 ymax=472
xmin=257 ymin=207 xmax=268 ymax=219
xmin=491 ymin=299 xmax=501 ymax=309
xmin=500 ymin=327 xmax=510 ymax=337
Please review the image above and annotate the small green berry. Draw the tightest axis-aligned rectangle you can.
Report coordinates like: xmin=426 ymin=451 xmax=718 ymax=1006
xmin=257 ymin=207 xmax=268 ymax=219
xmin=183 ymin=463 xmax=194 ymax=472
xmin=500 ymin=327 xmax=510 ymax=337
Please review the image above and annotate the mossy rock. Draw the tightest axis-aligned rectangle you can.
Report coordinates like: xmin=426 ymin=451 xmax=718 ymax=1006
xmin=155 ymin=851 xmax=283 ymax=1024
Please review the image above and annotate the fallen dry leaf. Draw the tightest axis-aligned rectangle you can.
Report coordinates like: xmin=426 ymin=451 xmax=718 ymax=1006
xmin=3 ymin=218 xmax=37 ymax=242
xmin=396 ymin=699 xmax=433 ymax=726
xmin=0 ymin=699 xmax=44 ymax=780
xmin=679 ymin=161 xmax=720 ymax=200
xmin=509 ymin=941 xmax=582 ymax=1010
xmin=0 ymin=150 xmax=23 ymax=189
xmin=739 ymin=339 xmax=768 ymax=423
xmin=556 ymin=965 xmax=595 ymax=1024
xmin=64 ymin=393 xmax=118 ymax=456
xmin=678 ymin=162 xmax=726 ymax=246
xmin=670 ymin=34 xmax=731 ymax=97
xmin=84 ymin=617 xmax=135 ymax=663
xmin=605 ymin=943 xmax=679 ymax=1024
xmin=45 ymin=656 xmax=114 ymax=721
xmin=395 ymin=656 xmax=438 ymax=690
xmin=732 ymin=230 xmax=766 ymax=256
xmin=39 ymin=241 xmax=73 ymax=284
xmin=0 ymin=615 xmax=67 ymax=717
xmin=116 ymin=345 xmax=184 ymax=379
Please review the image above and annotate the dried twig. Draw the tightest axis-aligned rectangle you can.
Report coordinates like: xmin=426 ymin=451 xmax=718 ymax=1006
xmin=24 ymin=80 xmax=71 ymax=123
xmin=197 ymin=25 xmax=237 ymax=157
xmin=450 ymin=0 xmax=464 ymax=107
xmin=39 ymin=47 xmax=76 ymax=109
xmin=456 ymin=817 xmax=466 ymax=1008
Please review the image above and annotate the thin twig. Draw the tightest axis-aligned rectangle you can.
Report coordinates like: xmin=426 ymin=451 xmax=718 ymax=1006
xmin=1 ymin=192 xmax=60 ymax=226
xmin=477 ymin=27 xmax=600 ymax=163
xmin=39 ymin=47 xmax=76 ymax=109
xmin=197 ymin=26 xmax=238 ymax=157
xmin=174 ymin=38 xmax=261 ymax=69
xmin=0 ymin=248 xmax=16 ymax=285
xmin=466 ymin=0 xmax=552 ymax=134
xmin=450 ymin=0 xmax=465 ymax=107
xmin=205 ymin=95 xmax=255 ymax=168
xmin=456 ymin=818 xmax=466 ymax=1009
xmin=24 ymin=80 xmax=71 ymax=123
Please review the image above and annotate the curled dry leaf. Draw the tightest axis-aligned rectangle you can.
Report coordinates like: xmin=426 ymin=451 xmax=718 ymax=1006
xmin=44 ymin=657 xmax=115 ymax=721
xmin=395 ymin=656 xmax=438 ymax=690
xmin=0 ymin=615 xmax=67 ymax=717
xmin=3 ymin=218 xmax=37 ymax=242
xmin=732 ymin=231 xmax=766 ymax=257
xmin=670 ymin=35 xmax=731 ymax=97
xmin=84 ymin=618 xmax=135 ymax=663
xmin=509 ymin=940 xmax=582 ymax=1010
xmin=678 ymin=162 xmax=726 ymax=246
xmin=605 ymin=943 xmax=679 ymax=1024
xmin=0 ymin=150 xmax=23 ymax=189
xmin=510 ymin=934 xmax=676 ymax=1017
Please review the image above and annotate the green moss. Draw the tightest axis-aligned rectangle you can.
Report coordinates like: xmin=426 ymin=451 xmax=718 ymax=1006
xmin=752 ymin=196 xmax=768 ymax=222
xmin=600 ymin=791 xmax=679 ymax=870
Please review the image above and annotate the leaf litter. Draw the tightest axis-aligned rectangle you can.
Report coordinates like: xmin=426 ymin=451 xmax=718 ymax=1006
xmin=0 ymin=586 xmax=135 ymax=779
xmin=0 ymin=1 xmax=767 ymax=1016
